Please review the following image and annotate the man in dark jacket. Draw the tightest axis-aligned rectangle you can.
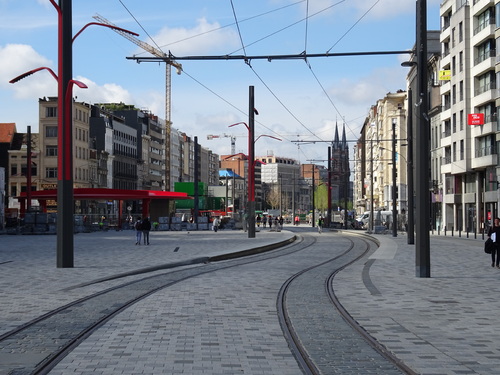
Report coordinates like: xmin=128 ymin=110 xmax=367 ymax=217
xmin=488 ymin=217 xmax=500 ymax=268
xmin=142 ymin=217 xmax=152 ymax=245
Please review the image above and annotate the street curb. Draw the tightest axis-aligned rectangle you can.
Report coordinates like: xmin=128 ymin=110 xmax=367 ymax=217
xmin=208 ymin=235 xmax=297 ymax=262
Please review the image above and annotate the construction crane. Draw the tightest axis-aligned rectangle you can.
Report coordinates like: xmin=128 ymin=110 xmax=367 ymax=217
xmin=93 ymin=13 xmax=182 ymax=189
xmin=207 ymin=134 xmax=246 ymax=155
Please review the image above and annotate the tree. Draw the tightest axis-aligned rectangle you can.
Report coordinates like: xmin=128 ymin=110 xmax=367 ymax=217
xmin=314 ymin=184 xmax=329 ymax=212
xmin=266 ymin=184 xmax=281 ymax=209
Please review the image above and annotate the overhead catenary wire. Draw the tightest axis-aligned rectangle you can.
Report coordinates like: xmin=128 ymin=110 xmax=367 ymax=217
xmin=326 ymin=0 xmax=382 ymax=53
xmin=137 ymin=0 xmax=307 ymax=56
xmin=230 ymin=0 xmax=247 ymax=57
xmin=304 ymin=0 xmax=384 ymax=142
xmin=115 ymin=2 xmax=304 ymax=151
xmin=116 ymin=1 xmax=397 ymax=164
xmin=118 ymin=0 xmax=166 ymax=54
xmin=227 ymin=0 xmax=346 ymax=56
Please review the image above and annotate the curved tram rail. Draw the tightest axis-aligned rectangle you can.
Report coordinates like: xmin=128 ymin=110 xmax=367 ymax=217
xmin=277 ymin=233 xmax=418 ymax=375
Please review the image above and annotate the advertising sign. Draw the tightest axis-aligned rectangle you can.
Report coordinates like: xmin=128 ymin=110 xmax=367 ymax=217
xmin=468 ymin=113 xmax=484 ymax=125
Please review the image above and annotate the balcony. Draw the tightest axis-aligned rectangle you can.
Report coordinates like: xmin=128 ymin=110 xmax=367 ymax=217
xmin=473 ymin=50 xmax=496 ymax=76
xmin=472 ymin=145 xmax=497 ymax=169
xmin=473 ymin=82 xmax=496 ymax=106
xmin=441 ymin=156 xmax=452 ymax=174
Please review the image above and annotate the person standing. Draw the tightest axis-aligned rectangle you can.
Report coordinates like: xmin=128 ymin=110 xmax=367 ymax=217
xmin=142 ymin=217 xmax=151 ymax=245
xmin=488 ymin=217 xmax=500 ymax=268
xmin=213 ymin=216 xmax=219 ymax=232
xmin=134 ymin=217 xmax=142 ymax=245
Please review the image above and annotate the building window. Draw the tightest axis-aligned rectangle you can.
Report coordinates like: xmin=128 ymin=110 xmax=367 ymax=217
xmin=45 ymin=106 xmax=57 ymax=118
xmin=46 ymin=167 xmax=57 ymax=178
xmin=46 ymin=145 xmax=57 ymax=157
xmin=45 ymin=126 xmax=57 ymax=138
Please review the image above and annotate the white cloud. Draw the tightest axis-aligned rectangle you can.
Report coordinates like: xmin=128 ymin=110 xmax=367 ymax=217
xmin=0 ymin=44 xmax=56 ymax=97
xmin=75 ymin=76 xmax=134 ymax=105
xmin=147 ymin=17 xmax=240 ymax=56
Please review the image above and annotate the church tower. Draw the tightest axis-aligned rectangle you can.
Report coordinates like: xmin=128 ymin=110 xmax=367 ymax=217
xmin=331 ymin=122 xmax=350 ymax=209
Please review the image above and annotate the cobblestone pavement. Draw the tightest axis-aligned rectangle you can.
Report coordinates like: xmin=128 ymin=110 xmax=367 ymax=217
xmin=0 ymin=226 xmax=497 ymax=374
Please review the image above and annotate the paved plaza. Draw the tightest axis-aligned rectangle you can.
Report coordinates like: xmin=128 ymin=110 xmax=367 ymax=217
xmin=0 ymin=226 xmax=498 ymax=374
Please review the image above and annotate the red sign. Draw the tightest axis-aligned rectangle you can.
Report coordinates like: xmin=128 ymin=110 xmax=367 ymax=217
xmin=468 ymin=113 xmax=484 ymax=125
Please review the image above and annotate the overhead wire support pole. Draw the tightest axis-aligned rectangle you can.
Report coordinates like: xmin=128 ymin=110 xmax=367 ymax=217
xmin=126 ymin=50 xmax=413 ymax=63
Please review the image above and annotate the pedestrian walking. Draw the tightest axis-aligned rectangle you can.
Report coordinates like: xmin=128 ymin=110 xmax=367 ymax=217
xmin=294 ymin=215 xmax=300 ymax=226
xmin=213 ymin=217 xmax=219 ymax=232
xmin=134 ymin=217 xmax=142 ymax=245
xmin=262 ymin=215 xmax=267 ymax=228
xmin=488 ymin=217 xmax=500 ymax=268
xmin=317 ymin=216 xmax=324 ymax=234
xmin=279 ymin=216 xmax=284 ymax=230
xmin=256 ymin=215 xmax=262 ymax=227
xmin=269 ymin=215 xmax=273 ymax=228
xmin=141 ymin=217 xmax=151 ymax=245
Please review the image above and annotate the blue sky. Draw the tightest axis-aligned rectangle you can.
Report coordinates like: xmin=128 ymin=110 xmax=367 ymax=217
xmin=0 ymin=0 xmax=441 ymax=164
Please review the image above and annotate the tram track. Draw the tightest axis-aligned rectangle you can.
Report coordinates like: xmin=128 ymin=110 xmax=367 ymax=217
xmin=1 ymin=231 xmax=417 ymax=375
xmin=277 ymin=233 xmax=418 ymax=375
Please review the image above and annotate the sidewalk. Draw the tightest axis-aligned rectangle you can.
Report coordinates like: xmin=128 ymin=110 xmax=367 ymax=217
xmin=0 ymin=228 xmax=295 ymax=337
xmin=335 ymin=231 xmax=499 ymax=375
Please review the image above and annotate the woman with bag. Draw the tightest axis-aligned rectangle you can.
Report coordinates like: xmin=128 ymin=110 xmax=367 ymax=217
xmin=487 ymin=217 xmax=500 ymax=268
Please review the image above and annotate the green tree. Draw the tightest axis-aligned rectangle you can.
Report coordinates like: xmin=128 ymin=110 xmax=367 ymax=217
xmin=314 ymin=184 xmax=329 ymax=211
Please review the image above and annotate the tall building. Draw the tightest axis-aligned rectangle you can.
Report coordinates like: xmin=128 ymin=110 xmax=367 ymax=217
xmin=356 ymin=92 xmax=407 ymax=221
xmin=438 ymin=0 xmax=499 ymax=232
xmin=257 ymin=152 xmax=306 ymax=214
xmin=38 ymin=97 xmax=92 ymax=192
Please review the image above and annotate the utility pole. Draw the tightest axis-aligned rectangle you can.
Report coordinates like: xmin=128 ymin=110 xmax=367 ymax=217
xmin=416 ymin=0 xmax=430 ymax=277
xmin=194 ymin=136 xmax=199 ymax=228
xmin=327 ymin=146 xmax=332 ymax=228
xmin=407 ymin=88 xmax=415 ymax=244
xmin=312 ymin=167 xmax=315 ymax=228
xmin=57 ymin=0 xmax=74 ymax=268
xmin=392 ymin=119 xmax=398 ymax=237
xmin=247 ymin=86 xmax=256 ymax=238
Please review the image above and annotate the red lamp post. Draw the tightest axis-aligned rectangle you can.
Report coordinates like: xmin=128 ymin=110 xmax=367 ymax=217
xmin=11 ymin=0 xmax=138 ymax=267
xmin=229 ymin=101 xmax=281 ymax=238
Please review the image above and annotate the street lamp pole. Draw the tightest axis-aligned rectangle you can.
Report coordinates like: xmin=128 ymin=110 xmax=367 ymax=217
xmin=57 ymin=0 xmax=74 ymax=268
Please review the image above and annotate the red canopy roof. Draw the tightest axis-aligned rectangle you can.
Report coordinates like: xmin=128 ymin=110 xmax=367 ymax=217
xmin=18 ymin=188 xmax=191 ymax=201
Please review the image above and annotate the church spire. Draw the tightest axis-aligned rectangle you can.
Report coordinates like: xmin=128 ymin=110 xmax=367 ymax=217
xmin=333 ymin=122 xmax=340 ymax=149
xmin=342 ymin=123 xmax=348 ymax=150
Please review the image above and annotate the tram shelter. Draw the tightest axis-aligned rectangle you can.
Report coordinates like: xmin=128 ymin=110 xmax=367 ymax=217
xmin=16 ymin=188 xmax=192 ymax=228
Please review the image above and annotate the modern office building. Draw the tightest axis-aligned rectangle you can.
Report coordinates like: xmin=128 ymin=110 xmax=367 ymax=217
xmin=438 ymin=0 xmax=499 ymax=232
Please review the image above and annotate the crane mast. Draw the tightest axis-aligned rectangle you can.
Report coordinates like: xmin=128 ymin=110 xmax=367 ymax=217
xmin=93 ymin=14 xmax=182 ymax=190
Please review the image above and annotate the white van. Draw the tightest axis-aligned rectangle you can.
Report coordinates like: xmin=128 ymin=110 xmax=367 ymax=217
xmin=357 ymin=211 xmax=393 ymax=227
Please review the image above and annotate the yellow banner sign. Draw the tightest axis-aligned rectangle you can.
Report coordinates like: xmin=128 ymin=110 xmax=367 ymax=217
xmin=439 ymin=70 xmax=451 ymax=80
